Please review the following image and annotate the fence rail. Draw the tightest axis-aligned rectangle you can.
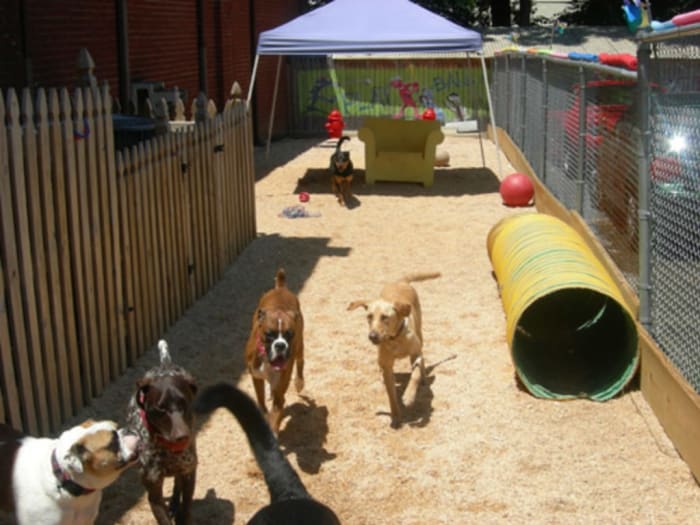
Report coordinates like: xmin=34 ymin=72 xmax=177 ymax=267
xmin=0 ymin=85 xmax=256 ymax=434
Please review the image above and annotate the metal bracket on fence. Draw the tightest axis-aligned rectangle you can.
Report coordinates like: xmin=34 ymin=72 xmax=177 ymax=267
xmin=181 ymin=161 xmax=188 ymax=174
xmin=213 ymin=144 xmax=224 ymax=153
xmin=188 ymin=263 xmax=195 ymax=275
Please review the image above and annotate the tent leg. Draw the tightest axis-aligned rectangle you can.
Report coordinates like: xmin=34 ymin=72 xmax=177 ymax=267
xmin=326 ymin=55 xmax=346 ymax=116
xmin=467 ymin=52 xmax=487 ymax=168
xmin=247 ymin=54 xmax=260 ymax=111
xmin=480 ymin=52 xmax=503 ymax=178
xmin=266 ymin=55 xmax=283 ymax=158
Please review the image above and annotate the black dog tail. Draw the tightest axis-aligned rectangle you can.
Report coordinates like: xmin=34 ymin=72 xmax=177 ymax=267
xmin=193 ymin=382 xmax=310 ymax=503
xmin=335 ymin=135 xmax=350 ymax=152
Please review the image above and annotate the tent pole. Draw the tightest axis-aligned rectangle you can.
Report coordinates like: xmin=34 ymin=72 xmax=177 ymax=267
xmin=467 ymin=52 xmax=487 ymax=168
xmin=265 ymin=55 xmax=283 ymax=158
xmin=326 ymin=55 xmax=346 ymax=116
xmin=247 ymin=54 xmax=260 ymax=110
xmin=480 ymin=51 xmax=503 ymax=178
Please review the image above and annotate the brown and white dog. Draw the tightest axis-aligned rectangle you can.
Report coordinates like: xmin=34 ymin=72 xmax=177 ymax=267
xmin=348 ymin=272 xmax=441 ymax=428
xmin=0 ymin=419 xmax=140 ymax=525
xmin=245 ymin=268 xmax=305 ymax=434
xmin=126 ymin=339 xmax=198 ymax=525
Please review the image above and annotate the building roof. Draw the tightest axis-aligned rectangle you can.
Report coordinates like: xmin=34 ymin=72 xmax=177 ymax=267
xmin=481 ymin=26 xmax=638 ymax=57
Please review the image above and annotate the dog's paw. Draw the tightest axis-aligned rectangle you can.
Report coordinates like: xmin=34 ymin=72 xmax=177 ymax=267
xmin=294 ymin=377 xmax=305 ymax=393
xmin=390 ymin=418 xmax=403 ymax=430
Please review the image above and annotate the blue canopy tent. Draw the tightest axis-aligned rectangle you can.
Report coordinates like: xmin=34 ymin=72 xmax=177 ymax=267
xmin=247 ymin=0 xmax=501 ymax=173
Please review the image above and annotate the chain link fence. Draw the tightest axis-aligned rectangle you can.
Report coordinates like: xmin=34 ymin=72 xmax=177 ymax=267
xmin=492 ymin=30 xmax=700 ymax=393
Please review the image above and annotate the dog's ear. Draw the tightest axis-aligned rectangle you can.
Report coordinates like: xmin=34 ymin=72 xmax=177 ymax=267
xmin=187 ymin=381 xmax=198 ymax=398
xmin=394 ymin=302 xmax=412 ymax=318
xmin=347 ymin=300 xmax=368 ymax=311
xmin=64 ymin=444 xmax=86 ymax=474
xmin=136 ymin=381 xmax=151 ymax=409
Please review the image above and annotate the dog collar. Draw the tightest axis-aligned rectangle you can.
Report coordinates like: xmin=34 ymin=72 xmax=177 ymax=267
xmin=138 ymin=407 xmax=191 ymax=453
xmin=389 ymin=319 xmax=407 ymax=340
xmin=51 ymin=449 xmax=96 ymax=497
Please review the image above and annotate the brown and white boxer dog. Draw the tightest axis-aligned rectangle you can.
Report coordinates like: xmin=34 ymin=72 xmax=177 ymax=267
xmin=245 ymin=268 xmax=305 ymax=434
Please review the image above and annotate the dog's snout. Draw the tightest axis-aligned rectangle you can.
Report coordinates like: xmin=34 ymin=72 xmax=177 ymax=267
xmin=369 ymin=331 xmax=380 ymax=344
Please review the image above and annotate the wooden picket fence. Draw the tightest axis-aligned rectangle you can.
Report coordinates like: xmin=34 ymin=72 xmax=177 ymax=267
xmin=0 ymin=85 xmax=256 ymax=435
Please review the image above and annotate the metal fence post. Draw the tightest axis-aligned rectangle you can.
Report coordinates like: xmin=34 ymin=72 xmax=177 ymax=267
xmin=520 ymin=56 xmax=527 ymax=148
xmin=575 ymin=66 xmax=587 ymax=214
xmin=541 ymin=58 xmax=548 ymax=183
xmin=637 ymin=42 xmax=653 ymax=330
xmin=506 ymin=54 xmax=513 ymax=134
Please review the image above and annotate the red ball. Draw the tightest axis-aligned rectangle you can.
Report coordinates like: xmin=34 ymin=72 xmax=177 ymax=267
xmin=500 ymin=173 xmax=534 ymax=207
xmin=422 ymin=108 xmax=436 ymax=120
xmin=299 ymin=191 xmax=310 ymax=203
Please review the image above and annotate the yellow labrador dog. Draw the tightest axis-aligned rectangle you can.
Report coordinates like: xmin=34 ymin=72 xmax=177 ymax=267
xmin=348 ymin=272 xmax=440 ymax=427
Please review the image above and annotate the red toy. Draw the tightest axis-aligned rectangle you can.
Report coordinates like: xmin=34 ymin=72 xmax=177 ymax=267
xmin=500 ymin=173 xmax=534 ymax=207
xmin=325 ymin=109 xmax=345 ymax=139
xmin=422 ymin=108 xmax=436 ymax=120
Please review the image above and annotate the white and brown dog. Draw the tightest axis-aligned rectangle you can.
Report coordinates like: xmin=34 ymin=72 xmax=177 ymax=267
xmin=0 ymin=419 xmax=140 ymax=525
xmin=348 ymin=272 xmax=440 ymax=428
xmin=245 ymin=268 xmax=305 ymax=434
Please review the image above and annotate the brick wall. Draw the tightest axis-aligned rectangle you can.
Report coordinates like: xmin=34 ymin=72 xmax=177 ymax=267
xmin=0 ymin=0 xmax=26 ymax=88
xmin=20 ymin=0 xmax=119 ymax=91
xmin=0 ymin=0 xmax=303 ymax=141
xmin=251 ymin=0 xmax=301 ymax=141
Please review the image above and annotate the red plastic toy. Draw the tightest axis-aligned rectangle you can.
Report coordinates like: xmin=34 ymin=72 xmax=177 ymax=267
xmin=500 ymin=172 xmax=534 ymax=207
xmin=325 ymin=109 xmax=345 ymax=139
xmin=422 ymin=108 xmax=436 ymax=120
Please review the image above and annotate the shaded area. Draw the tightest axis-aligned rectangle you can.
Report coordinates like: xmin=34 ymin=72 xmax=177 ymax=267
xmin=296 ymin=167 xmax=501 ymax=198
xmin=84 ymin=234 xmax=351 ymax=525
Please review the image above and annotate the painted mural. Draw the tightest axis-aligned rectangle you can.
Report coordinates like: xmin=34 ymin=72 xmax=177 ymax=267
xmin=290 ymin=57 xmax=489 ymax=132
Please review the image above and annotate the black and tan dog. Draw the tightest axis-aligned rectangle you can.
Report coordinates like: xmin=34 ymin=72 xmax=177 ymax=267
xmin=348 ymin=272 xmax=440 ymax=428
xmin=245 ymin=268 xmax=305 ymax=434
xmin=194 ymin=382 xmax=340 ymax=525
xmin=329 ymin=135 xmax=354 ymax=207
xmin=0 ymin=419 xmax=140 ymax=525
xmin=126 ymin=339 xmax=198 ymax=525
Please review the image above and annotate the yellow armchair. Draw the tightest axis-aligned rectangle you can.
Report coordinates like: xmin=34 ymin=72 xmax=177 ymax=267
xmin=358 ymin=117 xmax=445 ymax=187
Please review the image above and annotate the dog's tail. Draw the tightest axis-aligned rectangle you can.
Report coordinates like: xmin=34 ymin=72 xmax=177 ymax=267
xmin=193 ymin=382 xmax=310 ymax=503
xmin=158 ymin=339 xmax=172 ymax=366
xmin=335 ymin=135 xmax=350 ymax=153
xmin=274 ymin=268 xmax=287 ymax=289
xmin=399 ymin=271 xmax=441 ymax=284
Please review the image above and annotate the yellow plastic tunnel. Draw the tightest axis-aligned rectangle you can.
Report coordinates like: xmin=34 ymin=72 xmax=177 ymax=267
xmin=486 ymin=213 xmax=639 ymax=401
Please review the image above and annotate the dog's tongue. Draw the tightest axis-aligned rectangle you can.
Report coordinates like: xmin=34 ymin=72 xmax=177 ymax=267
xmin=271 ymin=357 xmax=287 ymax=370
